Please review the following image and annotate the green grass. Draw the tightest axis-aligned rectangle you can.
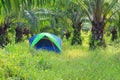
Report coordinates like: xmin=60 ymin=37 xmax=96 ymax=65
xmin=0 ymin=39 xmax=120 ymax=80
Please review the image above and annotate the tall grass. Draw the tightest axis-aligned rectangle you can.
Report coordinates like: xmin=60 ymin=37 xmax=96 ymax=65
xmin=0 ymin=39 xmax=120 ymax=80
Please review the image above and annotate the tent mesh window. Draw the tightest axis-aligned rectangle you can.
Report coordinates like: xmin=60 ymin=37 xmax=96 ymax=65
xmin=35 ymin=38 xmax=57 ymax=52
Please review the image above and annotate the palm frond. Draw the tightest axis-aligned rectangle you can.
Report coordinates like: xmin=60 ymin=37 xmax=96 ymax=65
xmin=77 ymin=0 xmax=92 ymax=22
xmin=23 ymin=10 xmax=39 ymax=33
xmin=103 ymin=0 xmax=118 ymax=20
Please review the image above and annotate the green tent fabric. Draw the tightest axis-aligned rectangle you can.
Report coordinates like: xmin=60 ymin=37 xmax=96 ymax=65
xmin=29 ymin=33 xmax=62 ymax=52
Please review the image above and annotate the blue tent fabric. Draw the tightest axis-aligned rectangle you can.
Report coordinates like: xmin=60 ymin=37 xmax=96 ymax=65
xmin=51 ymin=34 xmax=62 ymax=47
xmin=29 ymin=33 xmax=62 ymax=53
xmin=29 ymin=35 xmax=37 ymax=44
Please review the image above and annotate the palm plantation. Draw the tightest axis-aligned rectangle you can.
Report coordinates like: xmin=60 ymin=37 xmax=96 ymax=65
xmin=0 ymin=0 xmax=120 ymax=79
xmin=77 ymin=0 xmax=119 ymax=48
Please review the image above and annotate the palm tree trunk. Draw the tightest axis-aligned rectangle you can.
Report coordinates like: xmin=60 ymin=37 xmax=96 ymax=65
xmin=89 ymin=21 xmax=106 ymax=48
xmin=71 ymin=22 xmax=82 ymax=45
xmin=15 ymin=27 xmax=23 ymax=43
xmin=0 ymin=25 xmax=10 ymax=47
xmin=111 ymin=28 xmax=117 ymax=41
xmin=23 ymin=28 xmax=30 ymax=39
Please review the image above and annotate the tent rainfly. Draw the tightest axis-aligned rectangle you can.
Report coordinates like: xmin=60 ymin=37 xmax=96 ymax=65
xmin=29 ymin=33 xmax=62 ymax=53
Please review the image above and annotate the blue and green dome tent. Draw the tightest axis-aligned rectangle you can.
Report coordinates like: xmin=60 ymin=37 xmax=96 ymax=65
xmin=29 ymin=33 xmax=62 ymax=53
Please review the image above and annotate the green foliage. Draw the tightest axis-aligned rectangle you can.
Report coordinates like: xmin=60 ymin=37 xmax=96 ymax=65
xmin=78 ymin=0 xmax=119 ymax=47
xmin=0 ymin=40 xmax=120 ymax=79
xmin=0 ymin=0 xmax=120 ymax=79
xmin=71 ymin=29 xmax=82 ymax=45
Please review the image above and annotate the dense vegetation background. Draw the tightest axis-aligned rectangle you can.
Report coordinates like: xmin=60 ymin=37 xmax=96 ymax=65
xmin=0 ymin=0 xmax=120 ymax=79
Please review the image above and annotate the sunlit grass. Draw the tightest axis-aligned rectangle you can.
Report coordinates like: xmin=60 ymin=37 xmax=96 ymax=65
xmin=0 ymin=38 xmax=120 ymax=80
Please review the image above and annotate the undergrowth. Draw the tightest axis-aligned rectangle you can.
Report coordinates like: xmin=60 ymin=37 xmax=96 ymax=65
xmin=0 ymin=39 xmax=120 ymax=80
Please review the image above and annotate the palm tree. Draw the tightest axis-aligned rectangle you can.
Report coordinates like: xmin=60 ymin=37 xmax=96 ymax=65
xmin=108 ymin=14 xmax=119 ymax=41
xmin=54 ymin=0 xmax=85 ymax=45
xmin=115 ymin=12 xmax=120 ymax=38
xmin=77 ymin=0 xmax=119 ymax=48
xmin=0 ymin=16 xmax=14 ymax=47
xmin=68 ymin=7 xmax=83 ymax=45
xmin=0 ymin=0 xmax=56 ymax=44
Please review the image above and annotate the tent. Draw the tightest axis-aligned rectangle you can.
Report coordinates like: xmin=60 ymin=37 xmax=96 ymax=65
xmin=29 ymin=33 xmax=62 ymax=53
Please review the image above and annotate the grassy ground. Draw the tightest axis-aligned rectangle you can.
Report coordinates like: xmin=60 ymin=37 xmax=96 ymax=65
xmin=0 ymin=37 xmax=120 ymax=80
